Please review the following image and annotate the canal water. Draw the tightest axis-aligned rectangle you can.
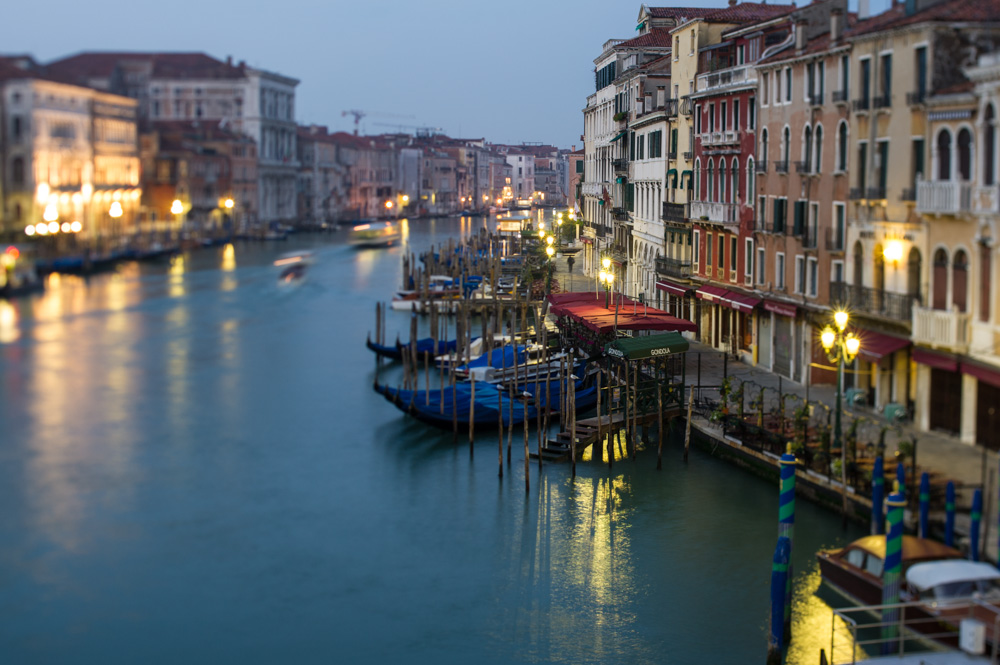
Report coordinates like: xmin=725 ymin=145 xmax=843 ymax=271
xmin=0 ymin=216 xmax=864 ymax=664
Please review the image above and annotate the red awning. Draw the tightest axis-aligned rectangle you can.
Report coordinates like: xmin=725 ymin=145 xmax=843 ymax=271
xmin=856 ymin=329 xmax=911 ymax=363
xmin=717 ymin=290 xmax=761 ymax=314
xmin=961 ymin=360 xmax=1000 ymax=388
xmin=581 ymin=237 xmax=593 ymax=245
xmin=764 ymin=300 xmax=798 ymax=318
xmin=695 ymin=284 xmax=729 ymax=301
xmin=913 ymin=347 xmax=959 ymax=372
xmin=547 ymin=292 xmax=698 ymax=335
xmin=655 ymin=280 xmax=692 ymax=297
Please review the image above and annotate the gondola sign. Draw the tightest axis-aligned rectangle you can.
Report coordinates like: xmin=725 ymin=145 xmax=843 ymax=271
xmin=604 ymin=332 xmax=689 ymax=361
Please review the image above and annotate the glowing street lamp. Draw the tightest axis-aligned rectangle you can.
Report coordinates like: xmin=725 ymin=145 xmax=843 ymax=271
xmin=109 ymin=201 xmax=123 ymax=218
xmin=599 ymin=255 xmax=614 ymax=309
xmin=171 ymin=199 xmax=184 ymax=215
xmin=224 ymin=198 xmax=235 ymax=210
xmin=819 ymin=309 xmax=862 ymax=525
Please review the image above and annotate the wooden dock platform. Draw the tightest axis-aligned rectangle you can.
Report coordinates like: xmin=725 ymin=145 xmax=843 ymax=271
xmin=532 ymin=408 xmax=682 ymax=463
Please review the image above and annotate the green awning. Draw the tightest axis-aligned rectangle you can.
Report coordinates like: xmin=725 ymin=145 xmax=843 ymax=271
xmin=635 ymin=21 xmax=645 ymax=31
xmin=598 ymin=199 xmax=606 ymax=206
xmin=666 ymin=168 xmax=678 ymax=177
xmin=611 ymin=130 xmax=628 ymax=142
xmin=615 ymin=176 xmax=626 ymax=183
xmin=605 ymin=332 xmax=689 ymax=360
xmin=681 ymin=170 xmax=693 ymax=188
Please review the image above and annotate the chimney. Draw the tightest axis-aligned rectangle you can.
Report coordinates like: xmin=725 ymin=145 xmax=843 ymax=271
xmin=729 ymin=0 xmax=736 ymax=6
xmin=830 ymin=8 xmax=843 ymax=43
xmin=795 ymin=20 xmax=807 ymax=53
xmin=226 ymin=55 xmax=232 ymax=66
xmin=859 ymin=0 xmax=870 ymax=20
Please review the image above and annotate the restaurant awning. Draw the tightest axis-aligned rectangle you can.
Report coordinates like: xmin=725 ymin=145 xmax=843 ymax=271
xmin=856 ymin=329 xmax=911 ymax=363
xmin=695 ymin=284 xmax=729 ymax=301
xmin=913 ymin=347 xmax=958 ymax=372
xmin=764 ymin=300 xmax=798 ymax=318
xmin=605 ymin=332 xmax=689 ymax=360
xmin=655 ymin=279 xmax=693 ymax=297
xmin=961 ymin=360 xmax=1000 ymax=388
xmin=695 ymin=285 xmax=760 ymax=312
xmin=547 ymin=292 xmax=698 ymax=335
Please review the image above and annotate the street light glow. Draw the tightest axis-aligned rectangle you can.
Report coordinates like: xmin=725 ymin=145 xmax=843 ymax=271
xmin=43 ymin=203 xmax=58 ymax=222
xmin=171 ymin=199 xmax=184 ymax=215
xmin=47 ymin=222 xmax=60 ymax=234
xmin=24 ymin=225 xmax=36 ymax=236
xmin=546 ymin=246 xmax=555 ymax=257
xmin=820 ymin=327 xmax=835 ymax=351
xmin=602 ymin=256 xmax=611 ymax=271
xmin=224 ymin=198 xmax=235 ymax=209
xmin=109 ymin=201 xmax=123 ymax=218
xmin=845 ymin=334 xmax=860 ymax=359
xmin=834 ymin=310 xmax=849 ymax=332
xmin=70 ymin=221 xmax=82 ymax=233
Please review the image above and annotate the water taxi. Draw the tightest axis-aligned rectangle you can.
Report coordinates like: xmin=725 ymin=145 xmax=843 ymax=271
xmin=349 ymin=221 xmax=401 ymax=248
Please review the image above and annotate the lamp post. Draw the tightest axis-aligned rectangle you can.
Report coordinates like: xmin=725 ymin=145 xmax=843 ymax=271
xmin=545 ymin=242 xmax=555 ymax=295
xmin=171 ymin=199 xmax=184 ymax=241
xmin=820 ymin=310 xmax=861 ymax=526
xmin=224 ymin=197 xmax=235 ymax=234
xmin=599 ymin=256 xmax=613 ymax=309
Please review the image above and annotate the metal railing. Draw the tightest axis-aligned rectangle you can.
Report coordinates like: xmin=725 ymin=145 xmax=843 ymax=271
xmin=872 ymin=93 xmax=892 ymax=109
xmin=867 ymin=186 xmax=887 ymax=200
xmin=830 ymin=281 xmax=916 ymax=322
xmin=696 ymin=65 xmax=757 ymax=92
xmin=682 ymin=151 xmax=693 ymax=160
xmin=612 ymin=158 xmax=628 ymax=173
xmin=900 ymin=188 xmax=916 ymax=202
xmin=906 ymin=90 xmax=926 ymax=106
xmin=655 ymin=256 xmax=692 ymax=279
xmin=832 ymin=89 xmax=848 ymax=104
xmin=611 ymin=207 xmax=630 ymax=221
xmin=809 ymin=92 xmax=824 ymax=107
xmin=848 ymin=187 xmax=864 ymax=200
xmin=667 ymin=150 xmax=677 ymax=160
xmin=662 ymin=201 xmax=689 ymax=223
xmin=665 ymin=98 xmax=678 ymax=117
xmin=774 ymin=160 xmax=789 ymax=174
xmin=795 ymin=161 xmax=812 ymax=174
xmin=756 ymin=160 xmax=768 ymax=173
xmin=852 ymin=97 xmax=870 ymax=112
xmin=825 ymin=227 xmax=845 ymax=252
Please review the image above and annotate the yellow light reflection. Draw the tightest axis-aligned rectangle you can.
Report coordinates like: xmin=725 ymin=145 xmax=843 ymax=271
xmin=168 ymin=255 xmax=186 ymax=298
xmin=0 ymin=301 xmax=20 ymax=344
xmin=221 ymin=244 xmax=236 ymax=272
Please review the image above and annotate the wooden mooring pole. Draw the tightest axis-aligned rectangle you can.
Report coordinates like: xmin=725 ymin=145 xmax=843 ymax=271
xmin=684 ymin=385 xmax=694 ymax=463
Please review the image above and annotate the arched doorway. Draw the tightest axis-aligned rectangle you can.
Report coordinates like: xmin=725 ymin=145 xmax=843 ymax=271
xmin=907 ymin=247 xmax=922 ymax=303
xmin=933 ymin=248 xmax=949 ymax=310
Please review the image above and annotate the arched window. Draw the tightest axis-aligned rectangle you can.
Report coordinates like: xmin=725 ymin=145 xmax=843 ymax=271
xmin=804 ymin=125 xmax=813 ymax=171
xmin=932 ymin=248 xmax=949 ymax=310
xmin=853 ymin=241 xmax=864 ymax=286
xmin=873 ymin=243 xmax=885 ymax=292
xmin=814 ymin=125 xmax=824 ymax=174
xmin=731 ymin=157 xmax=739 ymax=204
xmin=707 ymin=158 xmax=714 ymax=202
xmin=719 ymin=161 xmax=727 ymax=203
xmin=694 ymin=157 xmax=702 ymax=200
xmin=12 ymin=157 xmax=24 ymax=185
xmin=986 ymin=105 xmax=997 ymax=186
xmin=937 ymin=129 xmax=952 ymax=180
xmin=783 ymin=126 xmax=791 ymax=164
xmin=981 ymin=243 xmax=992 ymax=322
xmin=958 ymin=127 xmax=973 ymax=181
xmin=760 ymin=128 xmax=769 ymax=164
xmin=747 ymin=157 xmax=755 ymax=198
xmin=837 ymin=121 xmax=848 ymax=171
xmin=953 ymin=249 xmax=968 ymax=313
xmin=907 ymin=247 xmax=922 ymax=301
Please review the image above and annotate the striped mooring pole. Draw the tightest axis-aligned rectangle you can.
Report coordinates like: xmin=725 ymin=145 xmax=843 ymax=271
xmin=779 ymin=449 xmax=796 ymax=643
xmin=768 ymin=535 xmax=792 ymax=660
xmin=871 ymin=456 xmax=884 ymax=535
xmin=971 ymin=488 xmax=983 ymax=562
xmin=919 ymin=472 xmax=930 ymax=539
xmin=881 ymin=490 xmax=906 ymax=655
xmin=896 ymin=462 xmax=906 ymax=500
xmin=945 ymin=481 xmax=956 ymax=548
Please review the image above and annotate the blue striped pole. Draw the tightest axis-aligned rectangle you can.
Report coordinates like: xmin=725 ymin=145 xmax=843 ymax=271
xmin=971 ymin=488 xmax=983 ymax=562
xmin=779 ymin=450 xmax=796 ymax=643
xmin=945 ymin=481 xmax=956 ymax=547
xmin=881 ymin=491 xmax=905 ymax=655
xmin=919 ymin=472 xmax=930 ymax=539
xmin=872 ymin=456 xmax=884 ymax=535
xmin=896 ymin=461 xmax=906 ymax=500
xmin=769 ymin=536 xmax=791 ymax=656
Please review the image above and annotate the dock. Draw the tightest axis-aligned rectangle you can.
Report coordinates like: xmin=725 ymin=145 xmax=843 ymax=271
xmin=532 ymin=407 xmax=682 ymax=462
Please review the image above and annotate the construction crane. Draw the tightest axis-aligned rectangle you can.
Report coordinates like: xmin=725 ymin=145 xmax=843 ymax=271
xmin=372 ymin=122 xmax=444 ymax=138
xmin=341 ymin=110 xmax=414 ymax=136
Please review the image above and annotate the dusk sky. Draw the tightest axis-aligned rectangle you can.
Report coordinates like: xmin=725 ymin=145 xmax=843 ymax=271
xmin=2 ymin=0 xmax=879 ymax=149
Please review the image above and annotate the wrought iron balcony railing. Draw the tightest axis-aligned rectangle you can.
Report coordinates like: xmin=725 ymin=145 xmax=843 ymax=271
xmin=655 ymin=256 xmax=692 ymax=279
xmin=662 ymin=201 xmax=689 ymax=223
xmin=830 ymin=282 xmax=916 ymax=323
xmin=774 ymin=160 xmax=789 ymax=174
xmin=832 ymin=90 xmax=848 ymax=104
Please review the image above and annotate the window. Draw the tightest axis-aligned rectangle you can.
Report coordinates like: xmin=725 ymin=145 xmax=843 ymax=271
xmin=758 ymin=195 xmax=767 ymax=229
xmin=860 ymin=58 xmax=871 ymax=103
xmin=12 ymin=157 xmax=24 ymax=185
xmin=912 ymin=138 xmax=925 ymax=190
xmin=773 ymin=197 xmax=787 ymax=233
xmin=818 ymin=61 xmax=825 ymax=98
xmin=858 ymin=141 xmax=868 ymax=190
xmin=837 ymin=121 xmax=848 ymax=171
xmin=709 ymin=103 xmax=715 ymax=132
xmin=776 ymin=252 xmax=786 ymax=289
xmin=707 ymin=159 xmax=714 ymax=201
xmin=730 ymin=236 xmax=738 ymax=280
xmin=915 ymin=46 xmax=928 ymax=99
xmin=793 ymin=200 xmax=806 ymax=235
xmin=833 ymin=202 xmax=846 ymax=251
xmin=840 ymin=54 xmax=850 ymax=97
xmin=953 ymin=250 xmax=968 ymax=313
xmin=696 ymin=104 xmax=702 ymax=134
xmin=707 ymin=232 xmax=713 ymax=267
xmin=11 ymin=115 xmax=22 ymax=141
xmin=745 ymin=238 xmax=754 ymax=280
xmin=734 ymin=99 xmax=741 ymax=131
xmin=762 ymin=72 xmax=770 ymax=107
xmin=760 ymin=127 xmax=769 ymax=164
xmin=937 ymin=129 xmax=952 ymax=180
xmin=795 ymin=255 xmax=806 ymax=294
xmin=694 ymin=158 xmax=702 ymax=199
xmin=878 ymin=140 xmax=889 ymax=192
xmin=747 ymin=158 xmax=755 ymax=196
xmin=693 ymin=229 xmax=701 ymax=270
xmin=832 ymin=260 xmax=844 ymax=284
xmin=785 ymin=67 xmax=792 ymax=102
xmin=804 ymin=125 xmax=813 ymax=171
xmin=808 ymin=257 xmax=818 ymax=297
xmin=933 ymin=248 xmax=949 ymax=310
xmin=748 ymin=96 xmax=756 ymax=129
xmin=984 ymin=105 xmax=995 ymax=185
xmin=981 ymin=244 xmax=992 ymax=322
xmin=775 ymin=69 xmax=782 ymax=104
xmin=958 ymin=127 xmax=972 ymax=181
xmin=719 ymin=160 xmax=726 ymax=202
xmin=757 ymin=247 xmax=766 ymax=284
xmin=807 ymin=62 xmax=815 ymax=101
xmin=809 ymin=202 xmax=819 ymax=246
xmin=782 ymin=126 xmax=790 ymax=164
xmin=880 ymin=52 xmax=892 ymax=100
xmin=814 ymin=125 xmax=823 ymax=173
xmin=731 ymin=158 xmax=739 ymax=204
xmin=718 ymin=234 xmax=726 ymax=274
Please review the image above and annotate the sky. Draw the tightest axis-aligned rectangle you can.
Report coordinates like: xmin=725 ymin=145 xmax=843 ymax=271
xmin=1 ymin=0 xmax=883 ymax=150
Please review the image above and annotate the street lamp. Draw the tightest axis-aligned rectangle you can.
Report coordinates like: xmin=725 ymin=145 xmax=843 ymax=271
xmin=820 ymin=310 xmax=861 ymax=525
xmin=545 ymin=244 xmax=555 ymax=294
xmin=599 ymin=255 xmax=614 ymax=309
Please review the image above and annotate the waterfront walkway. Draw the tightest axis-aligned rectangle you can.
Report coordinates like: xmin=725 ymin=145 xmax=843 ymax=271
xmin=553 ymin=249 xmax=1000 ymax=560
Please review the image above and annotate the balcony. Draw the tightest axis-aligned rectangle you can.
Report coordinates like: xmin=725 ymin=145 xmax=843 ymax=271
xmin=916 ymin=180 xmax=972 ymax=215
xmin=667 ymin=150 xmax=677 ymax=160
xmin=662 ymin=201 xmax=689 ymax=223
xmin=702 ymin=130 xmax=739 ymax=146
xmin=852 ymin=98 xmax=870 ymax=112
xmin=680 ymin=98 xmax=693 ymax=116
xmin=611 ymin=207 xmax=631 ymax=221
xmin=795 ymin=161 xmax=813 ymax=174
xmin=655 ymin=256 xmax=692 ymax=279
xmin=866 ymin=186 xmax=886 ymax=200
xmin=912 ymin=306 xmax=971 ymax=353
xmin=612 ymin=158 xmax=628 ymax=173
xmin=848 ymin=187 xmax=865 ymax=200
xmin=809 ymin=92 xmax=824 ymax=107
xmin=832 ymin=90 xmax=848 ymax=104
xmin=608 ymin=244 xmax=629 ymax=264
xmin=872 ymin=94 xmax=891 ymax=110
xmin=900 ymin=188 xmax=916 ymax=202
xmin=665 ymin=98 xmax=679 ymax=117
xmin=696 ymin=65 xmax=758 ymax=93
xmin=682 ymin=151 xmax=693 ymax=160
xmin=756 ymin=160 xmax=768 ymax=173
xmin=690 ymin=200 xmax=738 ymax=225
xmin=774 ymin=160 xmax=789 ymax=174
xmin=907 ymin=90 xmax=927 ymax=106
xmin=825 ymin=227 xmax=845 ymax=252
xmin=830 ymin=282 xmax=916 ymax=323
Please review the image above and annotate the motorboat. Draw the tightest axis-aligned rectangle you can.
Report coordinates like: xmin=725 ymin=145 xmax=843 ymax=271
xmin=349 ymin=221 xmax=401 ymax=248
xmin=390 ymin=275 xmax=463 ymax=313
xmin=274 ymin=250 xmax=314 ymax=283
xmin=817 ymin=534 xmax=963 ymax=607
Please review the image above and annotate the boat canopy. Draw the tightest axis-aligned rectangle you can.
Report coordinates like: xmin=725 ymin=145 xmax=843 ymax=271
xmin=906 ymin=560 xmax=1000 ymax=592
xmin=605 ymin=332 xmax=689 ymax=360
xmin=844 ymin=535 xmax=962 ymax=563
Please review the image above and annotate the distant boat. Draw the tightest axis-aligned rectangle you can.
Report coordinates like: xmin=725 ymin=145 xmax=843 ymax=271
xmin=274 ymin=250 xmax=314 ymax=283
xmin=349 ymin=221 xmax=401 ymax=248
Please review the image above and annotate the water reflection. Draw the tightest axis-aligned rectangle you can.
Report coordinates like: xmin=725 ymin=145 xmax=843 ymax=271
xmin=0 ymin=300 xmax=19 ymax=343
